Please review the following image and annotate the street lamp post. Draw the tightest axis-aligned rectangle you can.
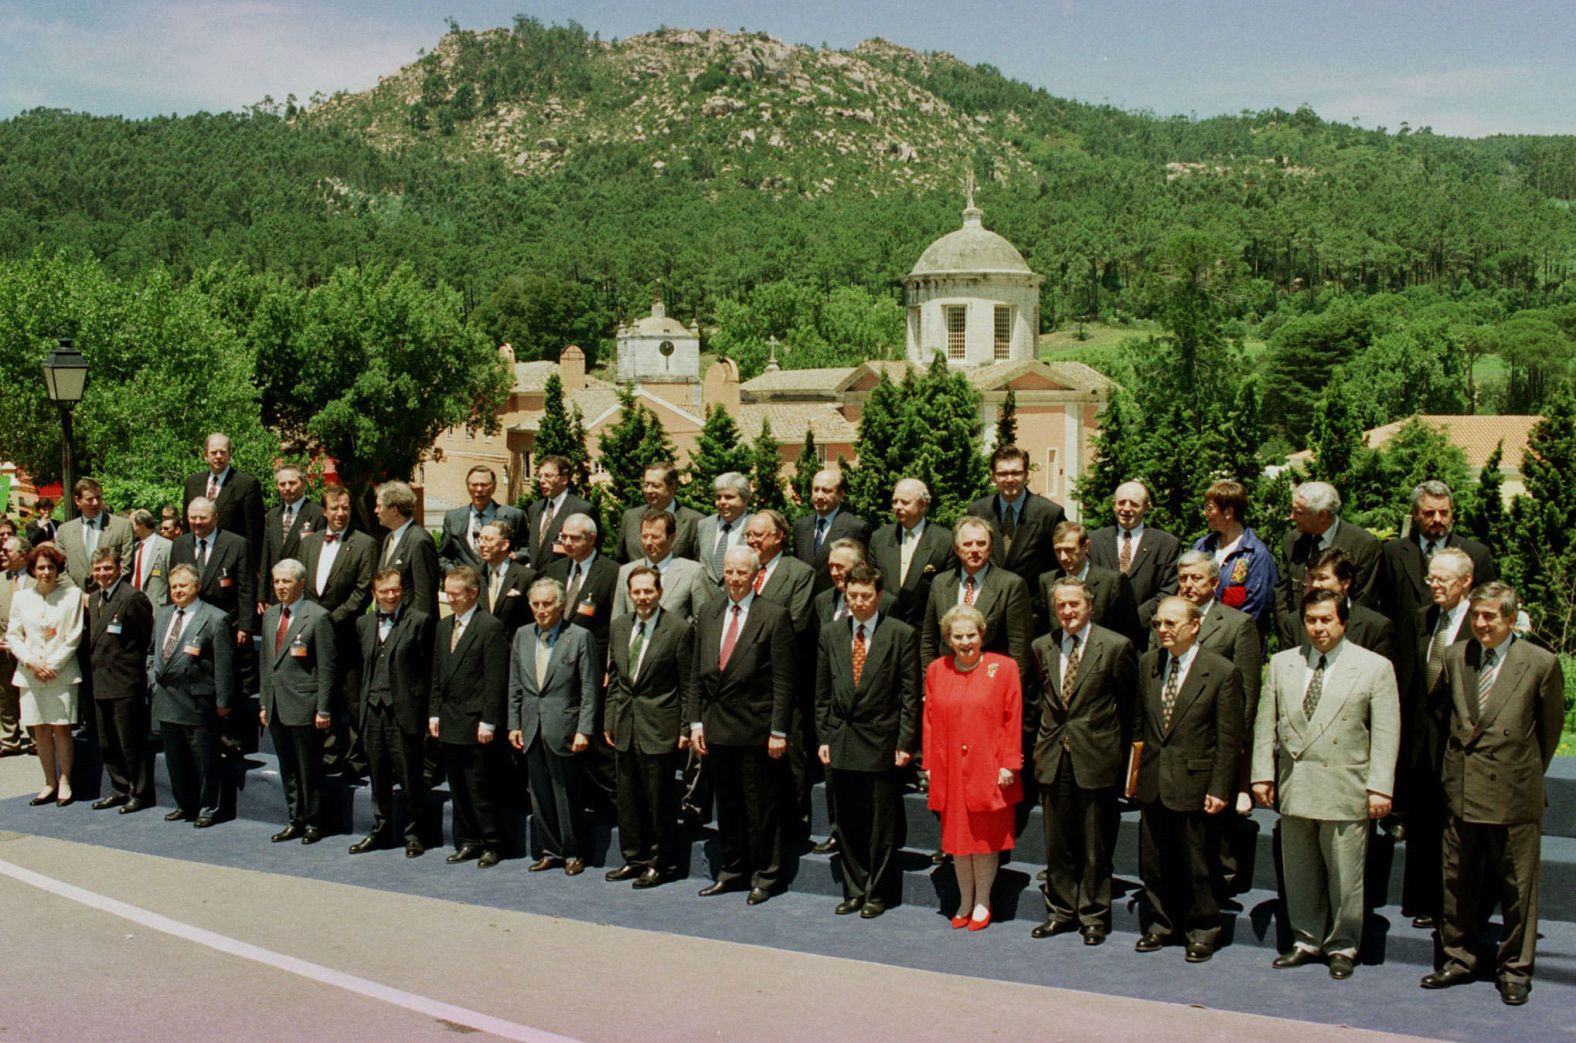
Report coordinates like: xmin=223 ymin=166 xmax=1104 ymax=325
xmin=41 ymin=338 xmax=89 ymax=522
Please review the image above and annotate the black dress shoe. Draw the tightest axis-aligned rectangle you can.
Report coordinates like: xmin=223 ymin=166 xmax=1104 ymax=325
xmin=697 ymin=881 xmax=741 ymax=897
xmin=930 ymin=849 xmax=946 ymax=865
xmin=348 ymin=834 xmax=385 ymax=855
xmin=859 ymin=900 xmax=887 ymax=920
xmin=119 ymin=798 xmax=146 ymax=815
xmin=1420 ymin=968 xmax=1475 ymax=990
xmin=272 ymin=824 xmax=304 ymax=843
xmin=1411 ymin=915 xmax=1436 ymax=929
xmin=605 ymin=864 xmax=643 ymax=882
xmin=478 ymin=850 xmax=501 ymax=868
xmin=165 ymin=808 xmax=192 ymax=822
xmin=29 ymin=792 xmax=57 ymax=807
xmin=632 ymin=868 xmax=669 ymax=889
xmin=405 ymin=839 xmax=425 ymax=858
xmin=835 ymin=898 xmax=864 ymax=916
xmin=563 ymin=858 xmax=585 ymax=876
xmin=446 ymin=845 xmax=482 ymax=864
xmin=811 ymin=836 xmax=840 ymax=855
xmin=528 ymin=856 xmax=563 ymax=872
xmin=1135 ymin=933 xmax=1164 ymax=952
xmin=92 ymin=794 xmax=128 ymax=810
xmin=193 ymin=816 xmax=217 ymax=829
xmin=55 ymin=794 xmax=75 ymax=808
xmin=1273 ymin=948 xmax=1320 ymax=969
xmin=1498 ymin=980 xmax=1530 ymax=1006
xmin=1031 ymin=918 xmax=1077 ymax=940
xmin=301 ymin=826 xmax=325 ymax=845
xmin=1186 ymin=943 xmax=1215 ymax=963
xmin=746 ymin=887 xmax=772 ymax=906
xmin=1082 ymin=927 xmax=1107 ymax=946
xmin=1328 ymin=954 xmax=1354 ymax=980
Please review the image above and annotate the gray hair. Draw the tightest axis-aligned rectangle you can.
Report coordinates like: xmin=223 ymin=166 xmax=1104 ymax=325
xmin=89 ymin=546 xmax=121 ymax=567
xmin=1294 ymin=481 xmax=1341 ymax=515
xmin=752 ymin=510 xmax=790 ymax=538
xmin=1156 ymin=595 xmax=1201 ymax=622
xmin=562 ymin=512 xmax=597 ymax=539
xmin=723 ymin=545 xmax=761 ymax=573
xmin=952 ymin=515 xmax=993 ymax=549
xmin=203 ymin=432 xmax=232 ymax=453
xmin=1113 ymin=480 xmax=1152 ymax=508
xmin=168 ymin=563 xmax=201 ymax=584
xmin=826 ymin=537 xmax=866 ymax=564
xmin=1176 ymin=549 xmax=1221 ymax=580
xmin=528 ymin=577 xmax=565 ymax=605
xmin=1411 ymin=480 xmax=1455 ymax=511
xmin=1048 ymin=575 xmax=1091 ymax=605
xmin=939 ymin=604 xmax=989 ymax=645
xmin=375 ymin=481 xmax=417 ymax=517
xmin=1429 ymin=547 xmax=1474 ymax=581
xmin=893 ymin=477 xmax=931 ymax=505
xmin=273 ymin=463 xmax=303 ymax=481
xmin=271 ymin=558 xmax=307 ymax=582
xmin=1467 ymin=580 xmax=1519 ymax=621
xmin=186 ymin=496 xmax=215 ymax=517
xmin=714 ymin=471 xmax=752 ymax=500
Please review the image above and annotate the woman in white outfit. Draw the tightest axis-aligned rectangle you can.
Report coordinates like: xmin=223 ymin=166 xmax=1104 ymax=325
xmin=6 ymin=544 xmax=84 ymax=806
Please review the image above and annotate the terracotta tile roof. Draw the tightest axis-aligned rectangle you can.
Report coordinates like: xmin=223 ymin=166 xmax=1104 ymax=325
xmin=736 ymin=403 xmax=858 ymax=444
xmin=510 ymin=361 xmax=616 ymax=394
xmin=1289 ymin=414 xmax=1540 ymax=471
xmin=738 ymin=367 xmax=859 ymax=394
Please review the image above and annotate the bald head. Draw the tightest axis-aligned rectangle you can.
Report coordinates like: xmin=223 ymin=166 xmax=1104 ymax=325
xmin=1113 ymin=481 xmax=1151 ymax=530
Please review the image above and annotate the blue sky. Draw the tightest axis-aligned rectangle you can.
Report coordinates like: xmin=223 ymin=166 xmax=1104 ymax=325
xmin=2 ymin=0 xmax=1572 ymax=137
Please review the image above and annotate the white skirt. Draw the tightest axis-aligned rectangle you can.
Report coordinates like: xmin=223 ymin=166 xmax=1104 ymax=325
xmin=20 ymin=683 xmax=78 ymax=727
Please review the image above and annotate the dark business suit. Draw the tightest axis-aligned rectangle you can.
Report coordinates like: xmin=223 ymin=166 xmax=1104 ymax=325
xmin=1037 ymin=565 xmax=1141 ymax=647
xmin=793 ymin=509 xmax=872 ymax=594
xmin=920 ymin=567 xmax=1034 ymax=701
xmin=438 ymin=503 xmax=528 ymax=573
xmin=618 ymin=502 xmax=703 ymax=564
xmin=170 ymin=529 xmax=258 ymax=750
xmin=86 ymin=580 xmax=156 ymax=804
xmin=356 ymin=607 xmax=434 ymax=844
xmin=479 ymin=561 xmax=536 ymax=641
xmin=755 ymin=553 xmax=819 ymax=839
xmin=184 ymin=468 xmax=266 ymax=574
xmin=509 ymin=622 xmax=599 ymax=860
xmin=686 ymin=595 xmax=796 ymax=892
xmin=1032 ymin=623 xmax=1139 ymax=930
xmin=260 ymin=499 xmax=325 ymax=603
xmin=868 ymin=521 xmax=957 ymax=628
xmin=1278 ymin=521 xmax=1383 ymax=629
xmin=259 ymin=598 xmax=336 ymax=829
xmin=525 ymin=493 xmax=594 ymax=570
xmin=148 ymin=601 xmax=234 ymax=819
xmin=1376 ymin=532 xmax=1496 ymax=624
xmin=430 ymin=610 xmax=508 ymax=852
xmin=300 ymin=528 xmax=377 ymax=775
xmin=378 ymin=521 xmax=440 ymax=619
xmin=606 ymin=608 xmax=693 ymax=875
xmin=1134 ymin=646 xmax=1242 ymax=947
xmin=967 ymin=491 xmax=1065 ymax=587
xmin=1436 ymin=637 xmax=1564 ymax=987
xmin=1088 ymin=524 xmax=1180 ymax=631
xmin=814 ymin=614 xmax=919 ymax=906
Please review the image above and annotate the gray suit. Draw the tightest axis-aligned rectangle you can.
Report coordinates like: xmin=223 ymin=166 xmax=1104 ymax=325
xmin=695 ymin=514 xmax=748 ymax=586
xmin=259 ymin=598 xmax=337 ymax=829
xmin=148 ymin=600 xmax=235 ymax=818
xmin=131 ymin=533 xmax=172 ymax=607
xmin=613 ymin=556 xmax=710 ymax=623
xmin=508 ymin=622 xmax=599 ymax=859
xmin=56 ymin=512 xmax=135 ymax=591
xmin=1251 ymin=640 xmax=1399 ymax=957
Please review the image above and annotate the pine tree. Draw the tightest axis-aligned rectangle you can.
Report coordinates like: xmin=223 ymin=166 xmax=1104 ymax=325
xmin=1308 ymin=366 xmax=1368 ymax=494
xmin=597 ymin=384 xmax=674 ymax=513
xmin=1074 ymin=387 xmax=1137 ymax=530
xmin=1466 ymin=440 xmax=1506 ymax=556
xmin=905 ymin=354 xmax=987 ymax=526
xmin=683 ymin=404 xmax=753 ymax=511
xmin=535 ymin=372 xmax=575 ymax=462
xmin=566 ymin=404 xmax=591 ymax=491
xmin=996 ymin=386 xmax=1019 ymax=448
xmin=792 ymin=428 xmax=820 ymax=510
xmin=847 ymin=370 xmax=908 ymax=523
xmin=750 ymin=417 xmax=788 ymax=512
xmin=1504 ymin=388 xmax=1576 ymax=650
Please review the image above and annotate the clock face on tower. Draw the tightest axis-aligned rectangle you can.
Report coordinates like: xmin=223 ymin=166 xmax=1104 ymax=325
xmin=659 ymin=340 xmax=675 ymax=357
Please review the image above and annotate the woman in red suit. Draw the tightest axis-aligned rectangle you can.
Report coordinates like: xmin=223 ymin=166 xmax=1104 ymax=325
xmin=922 ymin=604 xmax=1022 ymax=931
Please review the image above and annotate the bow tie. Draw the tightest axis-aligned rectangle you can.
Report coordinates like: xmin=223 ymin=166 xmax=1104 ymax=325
xmin=377 ymin=612 xmax=396 ymax=622
xmin=324 ymin=532 xmax=339 ymax=543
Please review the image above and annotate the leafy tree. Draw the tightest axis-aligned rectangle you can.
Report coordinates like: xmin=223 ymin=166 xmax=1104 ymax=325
xmin=1259 ymin=300 xmax=1373 ymax=442
xmin=597 ymin=384 xmax=676 ymax=515
xmin=683 ymin=404 xmax=752 ymax=511
xmin=996 ymin=386 xmax=1019 ymax=449
xmin=792 ymin=428 xmax=820 ymax=510
xmin=472 ymin=273 xmax=609 ymax=364
xmin=902 ymin=355 xmax=988 ymax=526
xmin=1503 ymin=388 xmax=1576 ymax=651
xmin=1307 ymin=366 xmax=1368 ymax=489
xmin=847 ymin=370 xmax=910 ymax=522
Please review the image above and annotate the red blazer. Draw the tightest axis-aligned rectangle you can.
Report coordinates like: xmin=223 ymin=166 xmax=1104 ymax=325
xmin=923 ymin=652 xmax=1023 ymax=813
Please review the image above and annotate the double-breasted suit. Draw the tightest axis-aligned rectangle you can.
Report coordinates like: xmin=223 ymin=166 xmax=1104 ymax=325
xmin=1031 ymin=623 xmax=1139 ymax=931
xmin=814 ymin=614 xmax=920 ymax=906
xmin=1134 ymin=646 xmax=1242 ymax=947
xmin=259 ymin=598 xmax=336 ymax=830
xmin=1435 ymin=637 xmax=1564 ymax=987
xmin=86 ymin=580 xmax=156 ymax=804
xmin=509 ymin=622 xmax=599 ymax=860
xmin=606 ymin=608 xmax=693 ymax=875
xmin=1088 ymin=524 xmax=1181 ymax=631
xmin=148 ymin=600 xmax=234 ymax=820
xmin=430 ymin=609 xmax=508 ymax=853
xmin=867 ymin=520 xmax=957 ymax=628
xmin=356 ymin=607 xmax=434 ymax=844
xmin=1251 ymin=641 xmax=1400 ymax=958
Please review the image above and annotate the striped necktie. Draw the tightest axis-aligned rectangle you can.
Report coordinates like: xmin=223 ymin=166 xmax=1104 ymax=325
xmin=1477 ymin=647 xmax=1502 ymax=717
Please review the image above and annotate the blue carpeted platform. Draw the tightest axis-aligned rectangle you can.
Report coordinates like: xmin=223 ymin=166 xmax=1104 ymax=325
xmin=3 ymin=740 xmax=1573 ymax=1039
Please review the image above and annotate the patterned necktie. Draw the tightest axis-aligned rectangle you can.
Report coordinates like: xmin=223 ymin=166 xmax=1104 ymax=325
xmin=206 ymin=475 xmax=218 ymax=500
xmin=1426 ymin=614 xmax=1452 ymax=690
xmin=275 ymin=605 xmax=291 ymax=657
xmin=1477 ymin=647 xmax=1502 ymax=717
xmin=963 ymin=574 xmax=976 ymax=606
xmin=753 ymin=565 xmax=767 ymax=595
xmin=629 ymin=620 xmax=647 ymax=680
xmin=1061 ymin=634 xmax=1081 ymax=704
xmin=281 ymin=504 xmax=294 ymax=539
xmin=450 ymin=617 xmax=464 ymax=653
xmin=564 ymin=563 xmax=582 ymax=608
xmin=539 ymin=501 xmax=555 ymax=545
xmin=324 ymin=532 xmax=339 ymax=544
xmin=814 ymin=516 xmax=827 ymax=553
xmin=713 ymin=521 xmax=731 ymax=578
xmin=852 ymin=623 xmax=867 ymax=686
xmin=1161 ymin=652 xmax=1181 ymax=730
xmin=1303 ymin=653 xmax=1327 ymax=720
xmin=161 ymin=607 xmax=185 ymax=661
xmin=719 ymin=604 xmax=742 ymax=669
xmin=1119 ymin=528 xmax=1134 ymax=574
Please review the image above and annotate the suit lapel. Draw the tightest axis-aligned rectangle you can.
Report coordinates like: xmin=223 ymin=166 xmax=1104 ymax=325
xmin=1280 ymin=656 xmax=1310 ymax=740
xmin=1472 ymin=641 xmax=1524 ymax=737
xmin=1304 ymin=648 xmax=1351 ymax=739
xmin=1064 ymin=627 xmax=1099 ymax=709
xmin=1165 ymin=657 xmax=1209 ymax=737
xmin=272 ymin=605 xmax=311 ymax=666
xmin=722 ymin=603 xmax=766 ymax=677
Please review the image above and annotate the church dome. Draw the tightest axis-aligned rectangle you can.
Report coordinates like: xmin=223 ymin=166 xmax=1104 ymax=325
xmin=908 ymin=203 xmax=1032 ymax=277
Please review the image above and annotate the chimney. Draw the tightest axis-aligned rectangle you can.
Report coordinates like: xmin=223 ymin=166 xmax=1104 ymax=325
xmin=560 ymin=344 xmax=586 ymax=391
xmin=703 ymin=357 xmax=741 ymax=413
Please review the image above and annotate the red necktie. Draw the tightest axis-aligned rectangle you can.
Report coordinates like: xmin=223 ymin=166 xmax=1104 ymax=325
xmin=132 ymin=542 xmax=144 ymax=589
xmin=719 ymin=604 xmax=742 ymax=669
xmin=753 ymin=566 xmax=767 ymax=595
xmin=964 ymin=574 xmax=976 ymax=605
xmin=852 ymin=623 xmax=867 ymax=686
xmin=275 ymin=605 xmax=291 ymax=657
xmin=207 ymin=475 xmax=219 ymax=500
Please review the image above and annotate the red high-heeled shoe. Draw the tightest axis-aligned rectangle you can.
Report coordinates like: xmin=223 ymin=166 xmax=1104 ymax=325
xmin=967 ymin=908 xmax=992 ymax=932
xmin=950 ymin=914 xmax=970 ymax=929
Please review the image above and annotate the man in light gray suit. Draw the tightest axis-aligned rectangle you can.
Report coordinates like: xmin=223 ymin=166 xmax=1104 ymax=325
xmin=1252 ymin=589 xmax=1399 ymax=980
xmin=258 ymin=559 xmax=337 ymax=845
xmin=55 ymin=478 xmax=134 ymax=592
xmin=149 ymin=564 xmax=234 ymax=826
xmin=613 ymin=510 xmax=710 ymax=623
xmin=508 ymin=576 xmax=600 ymax=875
xmin=129 ymin=509 xmax=172 ymax=607
xmin=695 ymin=471 xmax=752 ymax=587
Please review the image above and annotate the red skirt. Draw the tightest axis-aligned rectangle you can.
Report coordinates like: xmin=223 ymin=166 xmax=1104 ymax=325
xmin=939 ymin=804 xmax=1016 ymax=856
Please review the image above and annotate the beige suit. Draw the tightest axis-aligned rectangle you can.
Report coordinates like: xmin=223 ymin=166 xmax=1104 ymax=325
xmin=1252 ymin=640 xmax=1400 ymax=957
xmin=56 ymin=513 xmax=135 ymax=591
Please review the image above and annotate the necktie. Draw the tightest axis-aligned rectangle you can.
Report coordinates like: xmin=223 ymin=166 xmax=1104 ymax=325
xmin=1119 ymin=529 xmax=1134 ymax=574
xmin=450 ymin=617 xmax=464 ymax=653
xmin=197 ymin=538 xmax=208 ymax=570
xmin=489 ymin=567 xmax=505 ymax=610
xmin=133 ymin=541 xmax=144 ymax=589
xmin=753 ymin=565 xmax=767 ymax=595
xmin=629 ymin=620 xmax=646 ymax=679
xmin=281 ymin=505 xmax=294 ymax=539
xmin=161 ymin=607 xmax=185 ymax=661
xmin=539 ymin=501 xmax=555 ymax=545
xmin=713 ymin=521 xmax=731 ymax=578
xmin=1303 ymin=654 xmax=1327 ymax=720
xmin=1061 ymin=634 xmax=1081 ymax=704
xmin=963 ymin=574 xmax=976 ymax=606
xmin=536 ymin=630 xmax=551 ymax=689
xmin=1161 ymin=653 xmax=1181 ymax=730
xmin=899 ymin=525 xmax=917 ymax=585
xmin=83 ymin=516 xmax=99 ymax=557
xmin=275 ymin=605 xmax=291 ymax=657
xmin=1000 ymin=501 xmax=1017 ymax=544
xmin=814 ymin=516 xmax=827 ymax=553
xmin=382 ymin=532 xmax=397 ymax=564
xmin=470 ymin=513 xmax=483 ymax=553
xmin=852 ymin=623 xmax=867 ymax=686
xmin=1423 ymin=540 xmax=1438 ymax=560
xmin=207 ymin=475 xmax=218 ymax=500
xmin=719 ymin=604 xmax=742 ymax=669
xmin=564 ymin=563 xmax=582 ymax=608
xmin=1477 ymin=647 xmax=1501 ymax=717
xmin=1426 ymin=615 xmax=1452 ymax=690
xmin=834 ymin=597 xmax=848 ymax=622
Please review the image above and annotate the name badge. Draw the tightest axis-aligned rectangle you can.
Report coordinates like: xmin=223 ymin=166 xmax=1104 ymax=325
xmin=576 ymin=600 xmax=596 ymax=618
xmin=107 ymin=623 xmax=124 ymax=635
xmin=289 ymin=644 xmax=309 ymax=658
xmin=184 ymin=643 xmax=202 ymax=657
